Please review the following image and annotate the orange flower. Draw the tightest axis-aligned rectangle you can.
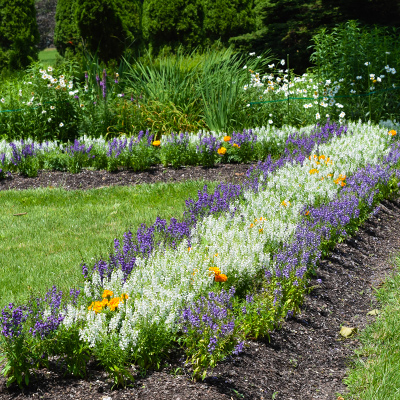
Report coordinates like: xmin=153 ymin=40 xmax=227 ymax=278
xmin=152 ymin=140 xmax=161 ymax=147
xmin=389 ymin=130 xmax=397 ymax=136
xmin=215 ymin=274 xmax=227 ymax=282
xmin=108 ymin=297 xmax=121 ymax=311
xmin=88 ymin=300 xmax=107 ymax=313
xmin=209 ymin=266 xmax=221 ymax=276
xmin=233 ymin=143 xmax=240 ymax=148
xmin=102 ymin=290 xmax=114 ymax=298
xmin=281 ymin=200 xmax=290 ymax=207
xmin=305 ymin=210 xmax=310 ymax=216
xmin=188 ymin=247 xmax=192 ymax=252
xmin=249 ymin=223 xmax=254 ymax=228
xmin=217 ymin=147 xmax=227 ymax=155
xmin=120 ymin=293 xmax=129 ymax=301
xmin=259 ymin=228 xmax=263 ymax=233
xmin=334 ymin=174 xmax=346 ymax=185
xmin=223 ymin=136 xmax=231 ymax=142
xmin=309 ymin=168 xmax=319 ymax=174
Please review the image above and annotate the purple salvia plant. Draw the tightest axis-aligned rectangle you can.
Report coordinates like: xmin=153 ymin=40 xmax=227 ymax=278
xmin=230 ymin=129 xmax=257 ymax=148
xmin=0 ymin=304 xmax=30 ymax=338
xmin=66 ymin=139 xmax=93 ymax=157
xmin=0 ymin=152 xmax=6 ymax=178
xmin=9 ymin=141 xmax=36 ymax=167
xmin=196 ymin=133 xmax=221 ymax=154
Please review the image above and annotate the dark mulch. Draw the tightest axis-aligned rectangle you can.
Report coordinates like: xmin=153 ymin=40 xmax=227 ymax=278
xmin=2 ymin=165 xmax=400 ymax=400
xmin=0 ymin=163 xmax=254 ymax=191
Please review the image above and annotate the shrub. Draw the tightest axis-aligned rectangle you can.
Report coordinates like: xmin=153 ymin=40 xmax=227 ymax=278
xmin=54 ymin=0 xmax=80 ymax=58
xmin=142 ymin=0 xmax=204 ymax=54
xmin=0 ymin=0 xmax=40 ymax=71
xmin=75 ymin=0 xmax=139 ymax=64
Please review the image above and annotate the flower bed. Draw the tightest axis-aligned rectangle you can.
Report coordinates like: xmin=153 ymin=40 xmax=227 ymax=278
xmin=0 ymin=123 xmax=348 ymax=178
xmin=1 ymin=121 xmax=399 ymax=388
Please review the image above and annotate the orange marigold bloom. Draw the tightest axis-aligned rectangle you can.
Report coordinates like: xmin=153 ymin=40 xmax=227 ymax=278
xmin=233 ymin=143 xmax=240 ymax=148
xmin=215 ymin=273 xmax=227 ymax=282
xmin=223 ymin=136 xmax=231 ymax=142
xmin=152 ymin=140 xmax=161 ymax=147
xmin=120 ymin=293 xmax=129 ymax=301
xmin=217 ymin=147 xmax=227 ymax=155
xmin=259 ymin=228 xmax=263 ymax=233
xmin=102 ymin=290 xmax=114 ymax=298
xmin=108 ymin=297 xmax=121 ymax=311
xmin=88 ymin=300 xmax=106 ymax=313
xmin=389 ymin=130 xmax=397 ymax=136
xmin=305 ymin=210 xmax=310 ymax=216
xmin=309 ymin=168 xmax=319 ymax=174
xmin=209 ymin=266 xmax=221 ymax=276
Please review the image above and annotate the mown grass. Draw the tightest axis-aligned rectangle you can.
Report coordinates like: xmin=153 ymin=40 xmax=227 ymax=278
xmin=0 ymin=180 xmax=217 ymax=308
xmin=342 ymin=256 xmax=400 ymax=399
xmin=38 ymin=48 xmax=59 ymax=67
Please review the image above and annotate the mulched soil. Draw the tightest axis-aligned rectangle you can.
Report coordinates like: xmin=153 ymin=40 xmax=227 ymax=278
xmin=0 ymin=163 xmax=254 ymax=191
xmin=2 ymin=164 xmax=400 ymax=400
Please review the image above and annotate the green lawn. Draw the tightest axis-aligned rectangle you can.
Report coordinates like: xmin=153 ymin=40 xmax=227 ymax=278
xmin=0 ymin=180 xmax=217 ymax=308
xmin=38 ymin=48 xmax=60 ymax=67
xmin=343 ymin=256 xmax=400 ymax=399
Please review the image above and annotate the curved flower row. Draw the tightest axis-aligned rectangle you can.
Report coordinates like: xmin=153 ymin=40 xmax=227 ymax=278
xmin=1 ymin=121 xmax=399 ymax=386
xmin=72 ymin=121 xmax=397 ymax=353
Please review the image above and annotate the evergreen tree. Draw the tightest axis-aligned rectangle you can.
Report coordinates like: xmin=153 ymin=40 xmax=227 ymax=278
xmin=0 ymin=0 xmax=40 ymax=71
xmin=76 ymin=0 xmax=141 ymax=63
xmin=54 ymin=0 xmax=79 ymax=57
xmin=142 ymin=0 xmax=204 ymax=53
xmin=231 ymin=0 xmax=400 ymax=73
xmin=202 ymin=0 xmax=255 ymax=45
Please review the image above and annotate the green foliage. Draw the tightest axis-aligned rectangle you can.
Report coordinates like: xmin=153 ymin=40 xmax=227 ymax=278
xmin=310 ymin=21 xmax=400 ymax=123
xmin=54 ymin=0 xmax=80 ymax=57
xmin=0 ymin=0 xmax=40 ymax=71
xmin=92 ymin=334 xmax=134 ymax=387
xmin=0 ymin=62 xmax=80 ymax=142
xmin=76 ymin=0 xmax=140 ymax=64
xmin=198 ymin=48 xmax=272 ymax=131
xmin=142 ymin=0 xmax=204 ymax=54
xmin=202 ymin=0 xmax=255 ymax=45
xmin=231 ymin=0 xmax=400 ymax=74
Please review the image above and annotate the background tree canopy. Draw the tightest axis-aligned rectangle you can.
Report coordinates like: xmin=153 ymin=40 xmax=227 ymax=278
xmin=2 ymin=0 xmax=399 ymax=71
xmin=0 ymin=0 xmax=39 ymax=71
